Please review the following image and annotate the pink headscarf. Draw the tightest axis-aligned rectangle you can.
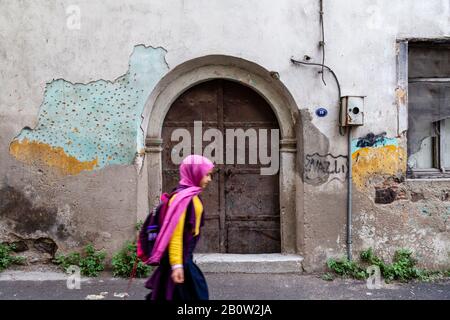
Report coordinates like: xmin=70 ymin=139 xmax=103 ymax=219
xmin=147 ymin=154 xmax=214 ymax=265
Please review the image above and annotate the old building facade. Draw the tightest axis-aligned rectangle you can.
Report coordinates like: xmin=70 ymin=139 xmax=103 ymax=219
xmin=0 ymin=0 xmax=449 ymax=271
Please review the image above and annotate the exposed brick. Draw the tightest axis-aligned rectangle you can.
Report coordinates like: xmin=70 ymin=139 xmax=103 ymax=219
xmin=375 ymin=188 xmax=397 ymax=204
xmin=411 ymin=192 xmax=425 ymax=202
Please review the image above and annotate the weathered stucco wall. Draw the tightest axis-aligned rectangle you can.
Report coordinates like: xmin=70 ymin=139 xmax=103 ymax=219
xmin=9 ymin=45 xmax=168 ymax=175
xmin=0 ymin=0 xmax=449 ymax=270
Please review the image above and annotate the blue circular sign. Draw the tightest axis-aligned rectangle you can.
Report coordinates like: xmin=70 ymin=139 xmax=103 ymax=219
xmin=316 ymin=107 xmax=328 ymax=117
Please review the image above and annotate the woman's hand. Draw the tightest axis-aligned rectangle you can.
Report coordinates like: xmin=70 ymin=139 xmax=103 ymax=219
xmin=171 ymin=268 xmax=184 ymax=284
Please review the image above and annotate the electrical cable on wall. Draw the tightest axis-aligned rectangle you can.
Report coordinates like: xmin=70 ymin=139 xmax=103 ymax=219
xmin=290 ymin=58 xmax=346 ymax=137
xmin=291 ymin=0 xmax=354 ymax=261
xmin=290 ymin=0 xmax=346 ymax=136
xmin=319 ymin=0 xmax=326 ymax=85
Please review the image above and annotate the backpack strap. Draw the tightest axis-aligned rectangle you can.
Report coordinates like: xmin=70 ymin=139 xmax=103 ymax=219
xmin=157 ymin=191 xmax=176 ymax=226
xmin=130 ymin=191 xmax=177 ymax=293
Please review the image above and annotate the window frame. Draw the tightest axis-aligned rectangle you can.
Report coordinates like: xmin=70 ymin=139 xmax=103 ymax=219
xmin=401 ymin=39 xmax=450 ymax=179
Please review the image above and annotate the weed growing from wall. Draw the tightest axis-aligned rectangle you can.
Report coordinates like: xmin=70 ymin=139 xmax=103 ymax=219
xmin=0 ymin=243 xmax=26 ymax=272
xmin=53 ymin=244 xmax=106 ymax=277
xmin=111 ymin=241 xmax=152 ymax=278
xmin=327 ymin=248 xmax=449 ymax=283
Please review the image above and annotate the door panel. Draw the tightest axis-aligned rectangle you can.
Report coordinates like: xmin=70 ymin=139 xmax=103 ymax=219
xmin=162 ymin=79 xmax=280 ymax=253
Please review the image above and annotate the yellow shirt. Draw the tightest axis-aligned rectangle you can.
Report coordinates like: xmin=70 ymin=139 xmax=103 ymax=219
xmin=168 ymin=194 xmax=203 ymax=269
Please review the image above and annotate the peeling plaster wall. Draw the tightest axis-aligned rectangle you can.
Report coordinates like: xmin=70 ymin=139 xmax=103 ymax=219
xmin=10 ymin=45 xmax=168 ymax=175
xmin=0 ymin=0 xmax=449 ymax=270
xmin=352 ymin=179 xmax=450 ymax=270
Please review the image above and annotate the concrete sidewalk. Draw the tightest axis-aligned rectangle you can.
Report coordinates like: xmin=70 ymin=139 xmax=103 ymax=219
xmin=0 ymin=268 xmax=449 ymax=300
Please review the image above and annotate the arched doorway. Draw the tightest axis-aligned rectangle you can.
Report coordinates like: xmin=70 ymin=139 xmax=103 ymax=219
xmin=142 ymin=56 xmax=300 ymax=256
xmin=162 ymin=79 xmax=280 ymax=253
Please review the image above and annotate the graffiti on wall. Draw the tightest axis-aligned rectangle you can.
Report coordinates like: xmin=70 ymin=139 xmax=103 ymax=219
xmin=305 ymin=153 xmax=348 ymax=185
xmin=304 ymin=132 xmax=406 ymax=188
xmin=355 ymin=132 xmax=389 ymax=149
xmin=9 ymin=45 xmax=169 ymax=175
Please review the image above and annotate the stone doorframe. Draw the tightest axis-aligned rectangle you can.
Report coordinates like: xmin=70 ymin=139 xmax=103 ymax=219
xmin=139 ymin=55 xmax=302 ymax=254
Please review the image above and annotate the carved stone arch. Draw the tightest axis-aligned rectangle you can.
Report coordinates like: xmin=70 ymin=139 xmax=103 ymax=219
xmin=139 ymin=55 xmax=301 ymax=254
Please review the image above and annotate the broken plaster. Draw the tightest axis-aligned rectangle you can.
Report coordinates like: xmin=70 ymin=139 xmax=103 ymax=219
xmin=351 ymin=133 xmax=406 ymax=190
xmin=9 ymin=45 xmax=169 ymax=175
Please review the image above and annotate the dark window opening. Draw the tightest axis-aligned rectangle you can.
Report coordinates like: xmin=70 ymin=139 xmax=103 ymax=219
xmin=407 ymin=42 xmax=450 ymax=179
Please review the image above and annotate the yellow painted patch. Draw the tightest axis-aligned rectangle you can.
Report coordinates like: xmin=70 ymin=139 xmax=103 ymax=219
xmin=9 ymin=138 xmax=98 ymax=176
xmin=352 ymin=145 xmax=406 ymax=190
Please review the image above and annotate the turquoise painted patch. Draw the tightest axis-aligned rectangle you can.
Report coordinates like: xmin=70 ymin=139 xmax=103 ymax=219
xmin=13 ymin=45 xmax=168 ymax=168
xmin=421 ymin=207 xmax=431 ymax=216
xmin=351 ymin=137 xmax=398 ymax=154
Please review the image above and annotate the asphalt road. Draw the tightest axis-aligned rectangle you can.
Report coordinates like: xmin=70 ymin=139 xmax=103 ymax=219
xmin=0 ymin=272 xmax=449 ymax=300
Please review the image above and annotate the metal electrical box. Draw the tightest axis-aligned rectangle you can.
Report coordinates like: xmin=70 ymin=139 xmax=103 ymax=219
xmin=340 ymin=96 xmax=365 ymax=126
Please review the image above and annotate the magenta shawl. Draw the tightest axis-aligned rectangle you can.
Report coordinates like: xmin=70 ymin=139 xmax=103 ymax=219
xmin=147 ymin=155 xmax=214 ymax=265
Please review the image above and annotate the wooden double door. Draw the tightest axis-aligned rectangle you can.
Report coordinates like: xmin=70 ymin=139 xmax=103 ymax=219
xmin=162 ymin=79 xmax=280 ymax=253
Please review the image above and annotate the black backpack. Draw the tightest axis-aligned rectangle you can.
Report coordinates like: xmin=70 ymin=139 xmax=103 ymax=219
xmin=137 ymin=192 xmax=173 ymax=264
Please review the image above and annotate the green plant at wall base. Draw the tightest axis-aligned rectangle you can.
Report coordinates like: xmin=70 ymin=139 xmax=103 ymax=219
xmin=112 ymin=241 xmax=152 ymax=278
xmin=79 ymin=244 xmax=107 ymax=277
xmin=0 ymin=243 xmax=26 ymax=272
xmin=321 ymin=272 xmax=334 ymax=281
xmin=53 ymin=252 xmax=81 ymax=270
xmin=388 ymin=249 xmax=419 ymax=282
xmin=135 ymin=220 xmax=144 ymax=232
xmin=53 ymin=244 xmax=106 ymax=277
xmin=360 ymin=248 xmax=384 ymax=266
xmin=326 ymin=258 xmax=367 ymax=280
xmin=328 ymin=247 xmax=447 ymax=283
xmin=360 ymin=248 xmax=424 ymax=282
xmin=359 ymin=247 xmax=393 ymax=280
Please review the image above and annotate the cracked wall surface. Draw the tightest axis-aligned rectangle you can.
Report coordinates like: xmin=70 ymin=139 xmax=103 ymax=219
xmin=9 ymin=45 xmax=168 ymax=175
xmin=0 ymin=0 xmax=449 ymax=271
xmin=352 ymin=179 xmax=450 ymax=270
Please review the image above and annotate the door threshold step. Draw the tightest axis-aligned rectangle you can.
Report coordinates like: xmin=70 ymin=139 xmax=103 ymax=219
xmin=193 ymin=253 xmax=304 ymax=274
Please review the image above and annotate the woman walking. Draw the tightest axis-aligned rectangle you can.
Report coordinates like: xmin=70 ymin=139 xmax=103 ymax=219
xmin=145 ymin=154 xmax=214 ymax=300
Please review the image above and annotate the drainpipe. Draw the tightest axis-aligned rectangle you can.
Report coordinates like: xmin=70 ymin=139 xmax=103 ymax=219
xmin=291 ymin=0 xmax=355 ymax=261
xmin=290 ymin=57 xmax=351 ymax=259
xmin=347 ymin=126 xmax=352 ymax=261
